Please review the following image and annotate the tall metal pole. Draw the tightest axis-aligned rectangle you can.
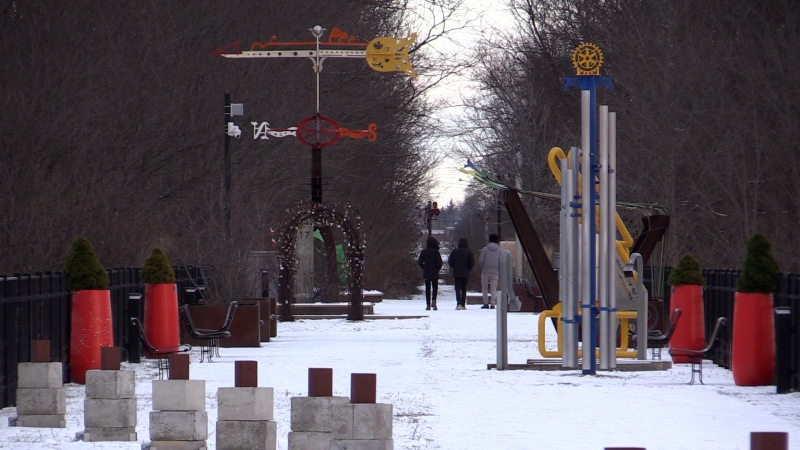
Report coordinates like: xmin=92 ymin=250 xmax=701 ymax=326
xmin=598 ymin=105 xmax=610 ymax=370
xmin=607 ymin=111 xmax=618 ymax=369
xmin=223 ymin=93 xmax=232 ymax=240
xmin=580 ymin=89 xmax=595 ymax=374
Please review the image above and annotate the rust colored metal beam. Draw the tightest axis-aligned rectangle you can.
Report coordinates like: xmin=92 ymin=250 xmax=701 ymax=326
xmin=501 ymin=189 xmax=560 ymax=310
xmin=630 ymin=214 xmax=670 ymax=266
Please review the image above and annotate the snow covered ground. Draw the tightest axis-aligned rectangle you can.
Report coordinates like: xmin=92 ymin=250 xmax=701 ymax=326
xmin=1 ymin=283 xmax=799 ymax=449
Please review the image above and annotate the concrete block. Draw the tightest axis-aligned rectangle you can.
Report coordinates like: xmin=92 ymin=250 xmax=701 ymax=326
xmin=332 ymin=403 xmax=392 ymax=440
xmin=216 ymin=420 xmax=277 ymax=450
xmin=83 ymin=427 xmax=137 ymax=442
xmin=153 ymin=380 xmax=206 ymax=411
xmin=150 ymin=410 xmax=208 ymax=441
xmin=288 ymin=431 xmax=332 ymax=450
xmin=149 ymin=441 xmax=207 ymax=450
xmin=15 ymin=414 xmax=66 ymax=428
xmin=218 ymin=387 xmax=273 ymax=421
xmin=17 ymin=363 xmax=63 ymax=389
xmin=84 ymin=398 xmax=137 ymax=428
xmin=330 ymin=439 xmax=394 ymax=450
xmin=86 ymin=369 xmax=135 ymax=399
xmin=290 ymin=396 xmax=349 ymax=432
xmin=16 ymin=388 xmax=66 ymax=415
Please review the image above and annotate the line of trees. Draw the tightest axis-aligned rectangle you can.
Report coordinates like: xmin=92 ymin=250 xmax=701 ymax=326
xmin=454 ymin=0 xmax=799 ymax=273
xmin=0 ymin=0 xmax=467 ymax=298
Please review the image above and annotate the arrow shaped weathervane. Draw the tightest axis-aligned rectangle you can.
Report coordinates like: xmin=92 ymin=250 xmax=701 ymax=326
xmin=212 ymin=26 xmax=417 ymax=78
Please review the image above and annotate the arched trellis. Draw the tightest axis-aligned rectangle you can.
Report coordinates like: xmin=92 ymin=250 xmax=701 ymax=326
xmin=276 ymin=201 xmax=365 ymax=321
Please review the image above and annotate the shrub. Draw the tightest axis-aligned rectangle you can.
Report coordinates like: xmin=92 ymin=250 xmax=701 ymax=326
xmin=736 ymin=232 xmax=779 ymax=293
xmin=667 ymin=253 xmax=706 ymax=286
xmin=140 ymin=247 xmax=176 ymax=284
xmin=65 ymin=237 xmax=110 ymax=290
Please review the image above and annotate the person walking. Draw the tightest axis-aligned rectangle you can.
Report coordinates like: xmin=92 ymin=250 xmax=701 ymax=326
xmin=448 ymin=238 xmax=474 ymax=310
xmin=479 ymin=233 xmax=502 ymax=309
xmin=417 ymin=235 xmax=442 ymax=310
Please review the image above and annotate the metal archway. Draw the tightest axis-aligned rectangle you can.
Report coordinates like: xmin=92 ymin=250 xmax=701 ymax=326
xmin=276 ymin=201 xmax=365 ymax=321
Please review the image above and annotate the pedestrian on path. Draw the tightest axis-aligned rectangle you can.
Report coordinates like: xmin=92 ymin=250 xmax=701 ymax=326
xmin=479 ymin=234 xmax=502 ymax=309
xmin=417 ymin=235 xmax=442 ymax=310
xmin=448 ymin=238 xmax=474 ymax=310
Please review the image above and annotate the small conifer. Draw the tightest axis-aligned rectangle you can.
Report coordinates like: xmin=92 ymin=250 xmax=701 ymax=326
xmin=65 ymin=237 xmax=110 ymax=290
xmin=667 ymin=253 xmax=706 ymax=286
xmin=736 ymin=233 xmax=779 ymax=293
xmin=140 ymin=247 xmax=177 ymax=284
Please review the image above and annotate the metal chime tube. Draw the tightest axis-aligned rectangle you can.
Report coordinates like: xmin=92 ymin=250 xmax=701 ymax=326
xmin=607 ymin=112 xmax=618 ymax=369
xmin=598 ymin=105 xmax=610 ymax=370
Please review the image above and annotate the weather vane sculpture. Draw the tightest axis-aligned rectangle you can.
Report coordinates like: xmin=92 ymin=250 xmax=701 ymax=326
xmin=212 ymin=26 xmax=416 ymax=321
xmin=213 ymin=25 xmax=416 ymax=202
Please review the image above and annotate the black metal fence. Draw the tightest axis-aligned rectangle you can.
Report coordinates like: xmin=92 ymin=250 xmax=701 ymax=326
xmin=0 ymin=266 xmax=208 ymax=408
xmin=646 ymin=268 xmax=800 ymax=390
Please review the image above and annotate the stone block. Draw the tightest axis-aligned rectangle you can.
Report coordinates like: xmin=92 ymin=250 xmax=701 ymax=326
xmin=216 ymin=420 xmax=277 ymax=450
xmin=84 ymin=398 xmax=137 ymax=428
xmin=15 ymin=414 xmax=66 ymax=428
xmin=290 ymin=396 xmax=349 ymax=432
xmin=153 ymin=379 xmax=206 ymax=411
xmin=149 ymin=441 xmax=207 ymax=450
xmin=16 ymin=388 xmax=66 ymax=415
xmin=288 ymin=431 xmax=332 ymax=450
xmin=150 ymin=410 xmax=208 ymax=441
xmin=17 ymin=363 xmax=63 ymax=389
xmin=86 ymin=369 xmax=135 ymax=399
xmin=332 ymin=403 xmax=392 ymax=440
xmin=218 ymin=387 xmax=273 ymax=421
xmin=83 ymin=427 xmax=137 ymax=442
xmin=330 ymin=439 xmax=394 ymax=450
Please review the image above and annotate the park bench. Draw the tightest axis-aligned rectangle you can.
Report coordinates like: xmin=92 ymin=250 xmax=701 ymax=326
xmin=180 ymin=301 xmax=238 ymax=362
xmin=130 ymin=317 xmax=192 ymax=379
xmin=631 ymin=308 xmax=682 ymax=360
xmin=669 ymin=316 xmax=727 ymax=384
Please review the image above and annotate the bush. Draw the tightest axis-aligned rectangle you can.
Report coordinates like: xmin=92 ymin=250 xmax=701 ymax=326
xmin=667 ymin=253 xmax=706 ymax=286
xmin=736 ymin=232 xmax=779 ymax=293
xmin=65 ymin=237 xmax=109 ymax=290
xmin=140 ymin=247 xmax=176 ymax=284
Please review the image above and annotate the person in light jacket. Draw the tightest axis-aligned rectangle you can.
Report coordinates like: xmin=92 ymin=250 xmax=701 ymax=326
xmin=417 ymin=236 xmax=442 ymax=310
xmin=479 ymin=233 xmax=502 ymax=309
xmin=448 ymin=237 xmax=475 ymax=310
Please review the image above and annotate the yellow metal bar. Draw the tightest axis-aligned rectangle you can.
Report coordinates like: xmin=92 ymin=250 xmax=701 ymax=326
xmin=537 ymin=308 xmax=639 ymax=359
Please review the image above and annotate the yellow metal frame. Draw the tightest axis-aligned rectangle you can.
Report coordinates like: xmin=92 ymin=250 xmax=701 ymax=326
xmin=537 ymin=303 xmax=638 ymax=359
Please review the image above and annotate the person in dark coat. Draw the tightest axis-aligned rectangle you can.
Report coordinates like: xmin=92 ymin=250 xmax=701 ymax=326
xmin=448 ymin=238 xmax=475 ymax=310
xmin=417 ymin=236 xmax=442 ymax=310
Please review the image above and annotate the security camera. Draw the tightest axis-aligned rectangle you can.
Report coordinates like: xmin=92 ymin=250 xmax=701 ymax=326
xmin=227 ymin=122 xmax=241 ymax=138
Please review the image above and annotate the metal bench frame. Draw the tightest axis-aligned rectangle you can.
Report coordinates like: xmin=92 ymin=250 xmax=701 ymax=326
xmin=130 ymin=317 xmax=192 ymax=379
xmin=180 ymin=301 xmax=238 ymax=362
xmin=669 ymin=317 xmax=727 ymax=384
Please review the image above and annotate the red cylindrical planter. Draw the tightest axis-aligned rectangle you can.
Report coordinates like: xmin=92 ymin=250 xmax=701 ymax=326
xmin=70 ymin=290 xmax=114 ymax=384
xmin=143 ymin=283 xmax=180 ymax=357
xmin=732 ymin=292 xmax=775 ymax=386
xmin=669 ymin=284 xmax=705 ymax=363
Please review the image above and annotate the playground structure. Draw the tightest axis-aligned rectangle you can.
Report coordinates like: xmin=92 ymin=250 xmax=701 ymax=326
xmin=462 ymin=43 xmax=670 ymax=373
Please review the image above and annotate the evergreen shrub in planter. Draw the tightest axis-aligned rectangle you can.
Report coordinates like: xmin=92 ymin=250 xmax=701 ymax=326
xmin=733 ymin=233 xmax=779 ymax=386
xmin=667 ymin=253 xmax=706 ymax=362
xmin=141 ymin=247 xmax=180 ymax=356
xmin=65 ymin=237 xmax=113 ymax=384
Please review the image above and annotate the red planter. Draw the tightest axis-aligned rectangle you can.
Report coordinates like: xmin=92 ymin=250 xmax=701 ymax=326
xmin=732 ymin=292 xmax=775 ymax=386
xmin=70 ymin=290 xmax=114 ymax=384
xmin=669 ymin=284 xmax=705 ymax=363
xmin=143 ymin=283 xmax=181 ymax=357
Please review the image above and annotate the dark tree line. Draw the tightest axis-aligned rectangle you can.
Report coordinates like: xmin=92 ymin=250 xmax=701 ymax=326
xmin=0 ymin=0 xmax=464 ymax=298
xmin=456 ymin=0 xmax=800 ymax=274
